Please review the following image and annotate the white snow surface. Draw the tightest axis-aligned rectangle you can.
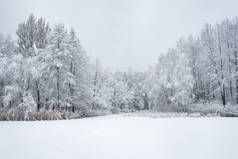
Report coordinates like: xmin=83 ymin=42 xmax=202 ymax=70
xmin=0 ymin=114 xmax=237 ymax=159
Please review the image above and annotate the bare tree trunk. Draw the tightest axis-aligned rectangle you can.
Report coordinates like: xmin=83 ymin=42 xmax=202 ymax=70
xmin=69 ymin=61 xmax=74 ymax=112
xmin=36 ymin=81 xmax=40 ymax=111
xmin=220 ymin=59 xmax=226 ymax=106
xmin=228 ymin=50 xmax=233 ymax=101
xmin=235 ymin=49 xmax=238 ymax=104
xmin=218 ymin=25 xmax=226 ymax=106
xmin=57 ymin=66 xmax=60 ymax=108
xmin=72 ymin=106 xmax=75 ymax=113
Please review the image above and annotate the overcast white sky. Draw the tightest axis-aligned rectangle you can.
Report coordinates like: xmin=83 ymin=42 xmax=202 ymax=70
xmin=1 ymin=0 xmax=238 ymax=71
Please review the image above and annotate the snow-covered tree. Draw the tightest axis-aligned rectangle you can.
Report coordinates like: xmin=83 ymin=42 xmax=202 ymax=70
xmin=170 ymin=52 xmax=195 ymax=106
xmin=0 ymin=34 xmax=16 ymax=107
xmin=16 ymin=14 xmax=50 ymax=57
xmin=68 ymin=28 xmax=92 ymax=112
xmin=16 ymin=14 xmax=50 ymax=110
xmin=41 ymin=24 xmax=75 ymax=109
xmin=89 ymin=59 xmax=113 ymax=114
xmin=3 ymin=54 xmax=37 ymax=110
xmin=109 ymin=72 xmax=134 ymax=113
xmin=121 ymin=71 xmax=147 ymax=110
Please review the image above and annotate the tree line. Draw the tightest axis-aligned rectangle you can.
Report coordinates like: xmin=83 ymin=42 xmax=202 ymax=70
xmin=0 ymin=15 xmax=238 ymax=120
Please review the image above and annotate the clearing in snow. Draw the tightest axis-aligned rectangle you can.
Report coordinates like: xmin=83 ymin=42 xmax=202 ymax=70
xmin=0 ymin=114 xmax=237 ymax=159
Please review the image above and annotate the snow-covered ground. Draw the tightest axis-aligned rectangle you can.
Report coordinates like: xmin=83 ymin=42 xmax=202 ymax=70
xmin=0 ymin=114 xmax=237 ymax=159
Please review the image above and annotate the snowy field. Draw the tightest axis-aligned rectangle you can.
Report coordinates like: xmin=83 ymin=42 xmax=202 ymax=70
xmin=0 ymin=114 xmax=238 ymax=159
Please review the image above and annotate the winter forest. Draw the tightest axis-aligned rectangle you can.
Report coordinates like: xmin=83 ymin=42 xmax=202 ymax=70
xmin=1 ymin=14 xmax=238 ymax=120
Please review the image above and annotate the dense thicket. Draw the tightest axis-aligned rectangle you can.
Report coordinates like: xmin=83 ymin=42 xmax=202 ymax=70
xmin=149 ymin=18 xmax=238 ymax=108
xmin=0 ymin=15 xmax=238 ymax=120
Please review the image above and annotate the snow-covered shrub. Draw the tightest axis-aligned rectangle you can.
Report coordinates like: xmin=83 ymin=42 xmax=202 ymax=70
xmin=0 ymin=107 xmax=8 ymax=120
xmin=183 ymin=101 xmax=226 ymax=115
xmin=6 ymin=106 xmax=25 ymax=121
xmin=0 ymin=107 xmax=70 ymax=121
xmin=29 ymin=109 xmax=69 ymax=120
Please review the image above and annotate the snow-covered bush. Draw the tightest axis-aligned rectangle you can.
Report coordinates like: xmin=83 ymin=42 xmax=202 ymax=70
xmin=6 ymin=106 xmax=26 ymax=121
xmin=30 ymin=109 xmax=69 ymax=120
xmin=0 ymin=107 xmax=8 ymax=120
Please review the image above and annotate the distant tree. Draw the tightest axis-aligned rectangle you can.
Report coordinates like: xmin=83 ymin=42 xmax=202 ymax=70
xmin=110 ymin=72 xmax=134 ymax=113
